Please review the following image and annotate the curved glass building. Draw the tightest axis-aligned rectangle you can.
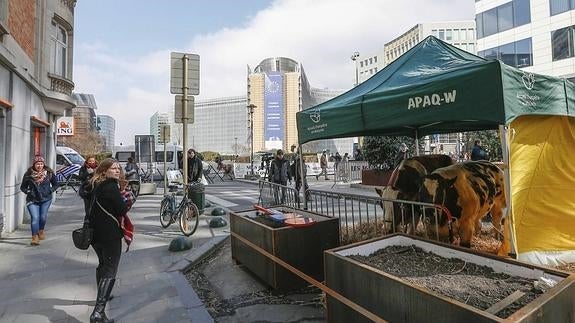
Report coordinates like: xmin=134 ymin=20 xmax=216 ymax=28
xmin=248 ymin=57 xmax=348 ymax=153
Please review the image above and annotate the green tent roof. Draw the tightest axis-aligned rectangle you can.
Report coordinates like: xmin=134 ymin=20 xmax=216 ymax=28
xmin=297 ymin=36 xmax=575 ymax=144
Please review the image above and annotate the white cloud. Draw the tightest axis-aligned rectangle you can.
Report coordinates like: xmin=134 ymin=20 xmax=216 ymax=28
xmin=74 ymin=0 xmax=475 ymax=145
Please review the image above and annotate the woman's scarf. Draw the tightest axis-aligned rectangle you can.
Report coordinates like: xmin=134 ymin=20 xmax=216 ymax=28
xmin=31 ymin=169 xmax=47 ymax=184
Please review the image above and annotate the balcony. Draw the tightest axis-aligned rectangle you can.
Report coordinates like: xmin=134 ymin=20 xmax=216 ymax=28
xmin=48 ymin=73 xmax=74 ymax=96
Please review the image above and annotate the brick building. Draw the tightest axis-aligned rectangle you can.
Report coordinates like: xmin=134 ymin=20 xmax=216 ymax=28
xmin=0 ymin=0 xmax=76 ymax=235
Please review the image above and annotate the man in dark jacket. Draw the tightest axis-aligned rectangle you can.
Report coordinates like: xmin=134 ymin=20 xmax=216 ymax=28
xmin=471 ymin=140 xmax=487 ymax=161
xmin=186 ymin=149 xmax=203 ymax=182
xmin=268 ymin=149 xmax=291 ymax=204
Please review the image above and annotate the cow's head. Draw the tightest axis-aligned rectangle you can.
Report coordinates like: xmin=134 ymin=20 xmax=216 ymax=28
xmin=419 ymin=174 xmax=458 ymax=242
xmin=392 ymin=159 xmax=426 ymax=199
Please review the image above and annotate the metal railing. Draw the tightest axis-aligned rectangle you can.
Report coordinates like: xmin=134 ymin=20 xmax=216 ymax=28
xmin=334 ymin=161 xmax=370 ymax=184
xmin=258 ymin=180 xmax=301 ymax=209
xmin=256 ymin=180 xmax=451 ymax=245
xmin=306 ymin=187 xmax=450 ymax=245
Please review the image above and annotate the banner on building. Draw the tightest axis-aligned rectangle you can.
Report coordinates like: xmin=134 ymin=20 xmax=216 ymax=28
xmin=264 ymin=72 xmax=283 ymax=150
xmin=56 ymin=117 xmax=74 ymax=136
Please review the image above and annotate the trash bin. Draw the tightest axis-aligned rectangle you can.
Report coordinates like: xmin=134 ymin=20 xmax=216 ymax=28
xmin=188 ymin=182 xmax=205 ymax=214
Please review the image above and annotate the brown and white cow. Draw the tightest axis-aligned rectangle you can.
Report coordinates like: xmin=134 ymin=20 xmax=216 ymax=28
xmin=418 ymin=160 xmax=506 ymax=248
xmin=375 ymin=154 xmax=455 ymax=233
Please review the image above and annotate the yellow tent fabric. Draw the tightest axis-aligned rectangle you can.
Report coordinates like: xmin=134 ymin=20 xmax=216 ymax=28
xmin=510 ymin=116 xmax=575 ymax=261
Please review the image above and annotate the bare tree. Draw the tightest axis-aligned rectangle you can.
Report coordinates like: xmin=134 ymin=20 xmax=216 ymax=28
xmin=63 ymin=131 xmax=104 ymax=156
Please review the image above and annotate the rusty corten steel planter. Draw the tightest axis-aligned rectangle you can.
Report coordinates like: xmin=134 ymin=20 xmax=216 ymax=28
xmin=325 ymin=234 xmax=575 ymax=323
xmin=230 ymin=207 xmax=340 ymax=290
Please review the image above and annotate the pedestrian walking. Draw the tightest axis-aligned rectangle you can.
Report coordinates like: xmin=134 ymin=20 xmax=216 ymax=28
xmin=19 ymin=155 xmax=58 ymax=245
xmin=88 ymin=158 xmax=132 ymax=323
xmin=291 ymin=147 xmax=309 ymax=203
xmin=185 ymin=149 xmax=203 ymax=183
xmin=268 ymin=149 xmax=291 ymax=204
xmin=78 ymin=155 xmax=99 ymax=215
xmin=316 ymin=150 xmax=329 ymax=180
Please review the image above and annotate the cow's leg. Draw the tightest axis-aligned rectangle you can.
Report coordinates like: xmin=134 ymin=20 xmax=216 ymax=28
xmin=490 ymin=201 xmax=505 ymax=240
xmin=458 ymin=213 xmax=477 ymax=248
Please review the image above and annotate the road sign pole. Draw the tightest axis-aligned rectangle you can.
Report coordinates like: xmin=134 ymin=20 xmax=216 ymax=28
xmin=163 ymin=126 xmax=168 ymax=194
xmin=182 ymin=55 xmax=189 ymax=185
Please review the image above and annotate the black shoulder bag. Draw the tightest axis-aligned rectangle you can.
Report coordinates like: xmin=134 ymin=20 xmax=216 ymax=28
xmin=72 ymin=191 xmax=96 ymax=250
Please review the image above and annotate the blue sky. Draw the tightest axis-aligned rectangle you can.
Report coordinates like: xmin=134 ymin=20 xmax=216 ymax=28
xmin=73 ymin=0 xmax=475 ymax=145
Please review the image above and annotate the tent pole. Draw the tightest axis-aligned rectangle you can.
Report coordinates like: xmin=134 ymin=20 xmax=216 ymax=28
xmin=500 ymin=125 xmax=517 ymax=258
xmin=414 ymin=129 xmax=420 ymax=156
xmin=298 ymin=142 xmax=308 ymax=210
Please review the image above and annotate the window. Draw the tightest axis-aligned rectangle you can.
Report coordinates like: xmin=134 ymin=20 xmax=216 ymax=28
xmin=478 ymin=38 xmax=532 ymax=67
xmin=483 ymin=8 xmax=498 ymax=36
xmin=369 ymin=58 xmax=373 ymax=64
xmin=476 ymin=15 xmax=484 ymax=38
xmin=453 ymin=29 xmax=459 ymax=41
xmin=514 ymin=0 xmax=531 ymax=26
xmin=550 ymin=0 xmax=571 ymax=16
xmin=438 ymin=30 xmax=445 ymax=40
xmin=552 ymin=26 xmax=573 ymax=61
xmin=373 ymin=56 xmax=377 ymax=63
xmin=467 ymin=29 xmax=475 ymax=40
xmin=432 ymin=29 xmax=438 ymax=37
xmin=50 ymin=22 xmax=69 ymax=77
xmin=499 ymin=42 xmax=516 ymax=66
xmin=475 ymin=0 xmax=531 ymax=38
xmin=446 ymin=29 xmax=453 ymax=41
xmin=498 ymin=2 xmax=514 ymax=32
xmin=360 ymin=61 xmax=363 ymax=68
xmin=515 ymin=38 xmax=532 ymax=67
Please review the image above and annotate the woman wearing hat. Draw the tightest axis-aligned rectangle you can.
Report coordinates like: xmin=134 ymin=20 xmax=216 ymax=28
xmin=20 ymin=155 xmax=58 ymax=245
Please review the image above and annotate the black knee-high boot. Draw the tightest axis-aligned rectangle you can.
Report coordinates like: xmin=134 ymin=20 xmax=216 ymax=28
xmin=96 ymin=269 xmax=114 ymax=300
xmin=90 ymin=278 xmax=115 ymax=323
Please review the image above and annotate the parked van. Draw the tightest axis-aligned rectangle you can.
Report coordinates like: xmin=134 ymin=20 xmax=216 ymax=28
xmin=155 ymin=144 xmax=184 ymax=174
xmin=56 ymin=146 xmax=85 ymax=172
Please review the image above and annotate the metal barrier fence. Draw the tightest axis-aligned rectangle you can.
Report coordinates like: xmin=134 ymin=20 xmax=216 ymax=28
xmin=257 ymin=180 xmax=301 ymax=209
xmin=334 ymin=161 xmax=369 ymax=185
xmin=306 ymin=187 xmax=450 ymax=245
xmin=256 ymin=180 xmax=452 ymax=245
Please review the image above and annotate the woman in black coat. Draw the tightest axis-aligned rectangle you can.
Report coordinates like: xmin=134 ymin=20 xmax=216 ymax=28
xmin=20 ymin=155 xmax=58 ymax=245
xmin=88 ymin=158 xmax=128 ymax=323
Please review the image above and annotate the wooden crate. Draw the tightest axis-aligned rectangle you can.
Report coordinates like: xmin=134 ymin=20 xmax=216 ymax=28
xmin=230 ymin=207 xmax=340 ymax=290
xmin=325 ymin=234 xmax=575 ymax=323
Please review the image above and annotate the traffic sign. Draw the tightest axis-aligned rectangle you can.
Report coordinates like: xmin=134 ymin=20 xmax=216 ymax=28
xmin=159 ymin=124 xmax=171 ymax=143
xmin=170 ymin=52 xmax=200 ymax=95
xmin=175 ymin=95 xmax=194 ymax=123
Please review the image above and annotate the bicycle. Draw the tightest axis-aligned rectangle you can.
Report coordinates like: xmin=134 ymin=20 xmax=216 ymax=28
xmin=159 ymin=182 xmax=200 ymax=236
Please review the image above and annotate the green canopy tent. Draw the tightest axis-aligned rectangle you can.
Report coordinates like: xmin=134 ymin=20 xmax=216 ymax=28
xmin=297 ymin=36 xmax=574 ymax=142
xmin=296 ymin=36 xmax=575 ymax=264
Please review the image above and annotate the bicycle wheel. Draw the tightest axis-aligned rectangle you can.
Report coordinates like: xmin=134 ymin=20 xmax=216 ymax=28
xmin=179 ymin=202 xmax=200 ymax=236
xmin=159 ymin=197 xmax=174 ymax=228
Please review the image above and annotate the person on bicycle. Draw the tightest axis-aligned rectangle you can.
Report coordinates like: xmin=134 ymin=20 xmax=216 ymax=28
xmin=186 ymin=149 xmax=203 ymax=183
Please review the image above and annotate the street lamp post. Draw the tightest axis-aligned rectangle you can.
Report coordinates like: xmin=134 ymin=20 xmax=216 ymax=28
xmin=351 ymin=51 xmax=360 ymax=86
xmin=234 ymin=137 xmax=238 ymax=161
xmin=247 ymin=104 xmax=256 ymax=178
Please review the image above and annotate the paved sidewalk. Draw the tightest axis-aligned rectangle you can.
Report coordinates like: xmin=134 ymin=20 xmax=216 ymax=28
xmin=0 ymin=190 xmax=228 ymax=323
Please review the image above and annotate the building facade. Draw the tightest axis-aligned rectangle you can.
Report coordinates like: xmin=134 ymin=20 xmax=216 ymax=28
xmin=97 ymin=115 xmax=115 ymax=152
xmin=150 ymin=111 xmax=169 ymax=145
xmin=357 ymin=21 xmax=476 ymax=84
xmin=475 ymin=0 xmax=575 ymax=80
xmin=247 ymin=57 xmax=349 ymax=154
xmin=0 ymin=0 xmax=76 ymax=235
